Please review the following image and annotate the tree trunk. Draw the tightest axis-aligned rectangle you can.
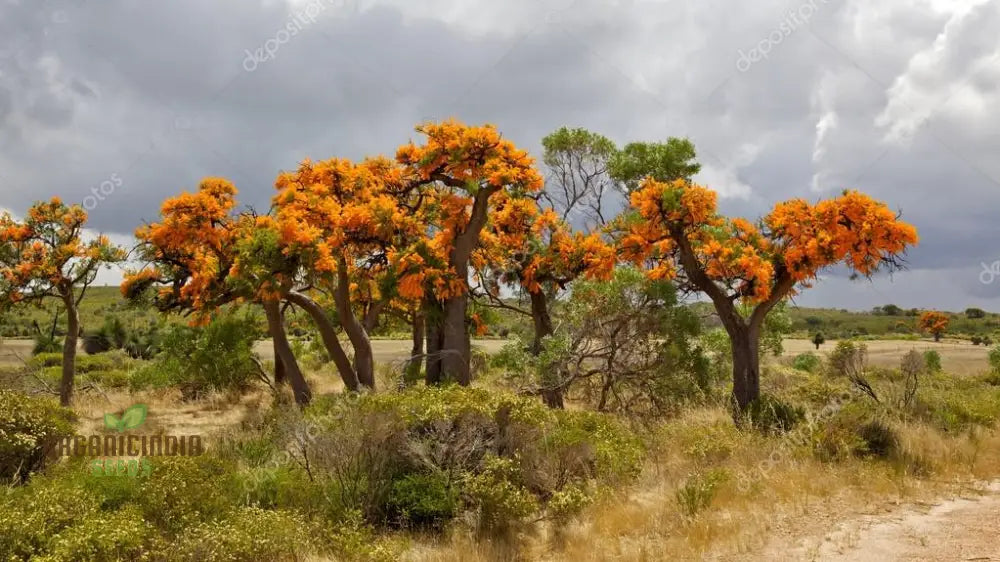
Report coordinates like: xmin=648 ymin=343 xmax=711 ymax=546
xmin=285 ymin=291 xmax=359 ymax=392
xmin=263 ymin=300 xmax=312 ymax=405
xmin=529 ymin=289 xmax=562 ymax=408
xmin=440 ymin=293 xmax=471 ymax=385
xmin=433 ymin=186 xmax=496 ymax=387
xmin=363 ymin=300 xmax=385 ymax=334
xmin=273 ymin=350 xmax=286 ymax=386
xmin=541 ymin=387 xmax=564 ymax=409
xmin=424 ymin=300 xmax=444 ymax=385
xmin=934 ymin=332 xmax=941 ymax=342
xmin=529 ymin=289 xmax=553 ymax=355
xmin=729 ymin=326 xmax=761 ymax=414
xmin=59 ymin=297 xmax=79 ymax=407
xmin=405 ymin=312 xmax=424 ymax=383
xmin=335 ymin=258 xmax=375 ymax=389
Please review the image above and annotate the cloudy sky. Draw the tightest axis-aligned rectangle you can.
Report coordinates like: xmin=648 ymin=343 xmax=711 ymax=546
xmin=1 ymin=0 xmax=998 ymax=311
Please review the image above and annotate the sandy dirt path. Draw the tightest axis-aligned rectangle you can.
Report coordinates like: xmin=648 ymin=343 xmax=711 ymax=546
xmin=768 ymin=482 xmax=1000 ymax=561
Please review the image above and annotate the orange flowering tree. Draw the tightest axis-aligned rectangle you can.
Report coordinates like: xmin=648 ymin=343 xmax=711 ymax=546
xmin=0 ymin=198 xmax=125 ymax=405
xmin=918 ymin=311 xmax=949 ymax=342
xmin=123 ymin=178 xmax=316 ymax=403
xmin=620 ymin=179 xmax=919 ymax=413
xmin=273 ymin=156 xmax=425 ymax=389
xmin=391 ymin=120 xmax=544 ymax=385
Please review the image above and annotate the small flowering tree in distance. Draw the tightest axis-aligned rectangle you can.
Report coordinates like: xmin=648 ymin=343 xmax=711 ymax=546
xmin=0 ymin=198 xmax=126 ymax=405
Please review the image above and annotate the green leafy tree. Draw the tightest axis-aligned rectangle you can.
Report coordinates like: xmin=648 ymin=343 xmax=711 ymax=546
xmin=540 ymin=127 xmax=618 ymax=225
xmin=607 ymin=137 xmax=701 ymax=192
xmin=812 ymin=332 xmax=826 ymax=350
xmin=965 ymin=307 xmax=986 ymax=319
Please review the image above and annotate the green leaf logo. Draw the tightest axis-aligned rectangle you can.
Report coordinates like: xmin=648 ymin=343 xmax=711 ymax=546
xmin=105 ymin=404 xmax=148 ymax=432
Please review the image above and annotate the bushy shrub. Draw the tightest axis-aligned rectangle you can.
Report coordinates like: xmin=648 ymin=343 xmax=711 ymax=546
xmin=136 ymin=456 xmax=237 ymax=534
xmin=675 ymin=468 xmax=729 ymax=517
xmin=924 ymin=350 xmax=942 ymax=373
xmin=0 ymin=475 xmax=100 ymax=559
xmin=40 ymin=506 xmax=161 ymax=562
xmin=856 ymin=419 xmax=898 ymax=458
xmin=387 ymin=472 xmax=460 ymax=529
xmin=810 ymin=404 xmax=898 ymax=461
xmin=169 ymin=508 xmax=318 ymax=562
xmin=744 ymin=393 xmax=805 ymax=434
xmin=792 ymin=352 xmax=822 ymax=373
xmin=279 ymin=386 xmax=644 ymax=532
xmin=130 ymin=312 xmax=260 ymax=398
xmin=32 ymin=333 xmax=62 ymax=355
xmin=0 ymin=390 xmax=76 ymax=483
xmin=464 ymin=455 xmax=539 ymax=530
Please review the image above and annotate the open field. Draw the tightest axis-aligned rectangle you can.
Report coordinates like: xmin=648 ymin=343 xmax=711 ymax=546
xmin=4 ymin=336 xmax=989 ymax=376
xmin=779 ymin=338 xmax=991 ymax=377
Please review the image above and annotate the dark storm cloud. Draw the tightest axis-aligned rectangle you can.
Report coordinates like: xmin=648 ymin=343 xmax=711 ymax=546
xmin=1 ymin=0 xmax=998 ymax=309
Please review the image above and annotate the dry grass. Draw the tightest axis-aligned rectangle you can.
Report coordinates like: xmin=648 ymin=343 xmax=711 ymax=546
xmin=9 ymin=337 xmax=998 ymax=561
xmin=402 ymin=407 xmax=1000 ymax=562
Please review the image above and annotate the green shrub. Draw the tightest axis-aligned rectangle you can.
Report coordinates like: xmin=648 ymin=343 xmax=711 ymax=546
xmin=41 ymin=506 xmax=161 ymax=562
xmin=856 ymin=419 xmax=898 ymax=458
xmin=675 ymin=468 xmax=729 ymax=517
xmin=28 ymin=351 xmax=131 ymax=373
xmin=675 ymin=421 xmax=740 ymax=463
xmin=136 ymin=456 xmax=237 ymax=534
xmin=27 ymin=352 xmax=64 ymax=369
xmin=169 ymin=508 xmax=318 ymax=562
xmin=387 ymin=472 xmax=460 ymax=529
xmin=464 ymin=455 xmax=539 ymax=530
xmin=810 ymin=404 xmax=898 ymax=461
xmin=83 ymin=368 xmax=131 ymax=389
xmin=0 ymin=476 xmax=100 ymax=559
xmin=924 ymin=350 xmax=942 ymax=373
xmin=0 ymin=390 xmax=76 ymax=483
xmin=32 ymin=333 xmax=62 ymax=355
xmin=744 ymin=393 xmax=805 ymax=434
xmin=130 ymin=312 xmax=260 ymax=398
xmin=292 ymin=386 xmax=644 ymax=531
xmin=792 ymin=352 xmax=822 ymax=373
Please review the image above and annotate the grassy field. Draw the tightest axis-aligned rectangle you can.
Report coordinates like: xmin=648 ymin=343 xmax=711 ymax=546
xmin=780 ymin=338 xmax=991 ymax=376
xmin=5 ymin=333 xmax=1000 ymax=561
xmin=4 ymin=335 xmax=985 ymax=374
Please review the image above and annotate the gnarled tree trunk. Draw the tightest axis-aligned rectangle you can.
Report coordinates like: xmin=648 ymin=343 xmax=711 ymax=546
xmin=335 ymin=257 xmax=374 ymax=389
xmin=528 ymin=289 xmax=563 ymax=408
xmin=285 ymin=290 xmax=359 ymax=392
xmin=263 ymin=300 xmax=312 ymax=405
xmin=433 ymin=186 xmax=497 ymax=386
xmin=529 ymin=289 xmax=553 ymax=355
xmin=273 ymin=350 xmax=286 ymax=386
xmin=728 ymin=324 xmax=761 ymax=413
xmin=424 ymin=299 xmax=444 ymax=385
xmin=59 ymin=295 xmax=79 ymax=407
xmin=440 ymin=290 xmax=471 ymax=385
